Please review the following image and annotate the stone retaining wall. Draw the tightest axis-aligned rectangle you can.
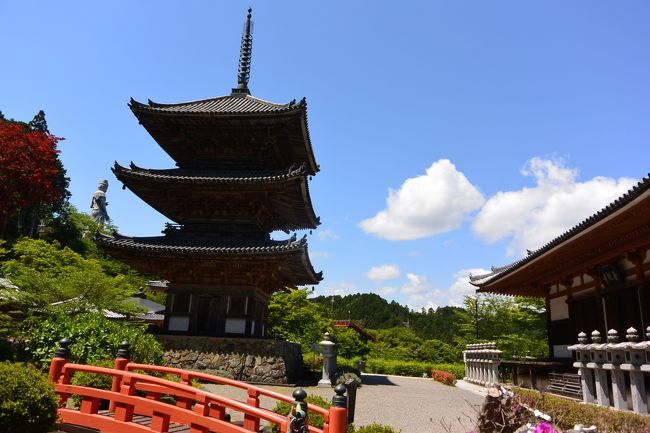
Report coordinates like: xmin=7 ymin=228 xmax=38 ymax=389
xmin=157 ymin=335 xmax=303 ymax=384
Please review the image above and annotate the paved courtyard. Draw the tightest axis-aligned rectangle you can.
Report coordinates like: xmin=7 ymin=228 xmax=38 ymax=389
xmin=204 ymin=374 xmax=486 ymax=433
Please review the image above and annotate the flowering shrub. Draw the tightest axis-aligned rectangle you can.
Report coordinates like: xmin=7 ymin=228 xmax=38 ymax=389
xmin=515 ymin=387 xmax=650 ymax=433
xmin=431 ymin=369 xmax=456 ymax=386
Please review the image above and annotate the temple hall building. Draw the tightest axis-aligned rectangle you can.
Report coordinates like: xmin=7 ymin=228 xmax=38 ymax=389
xmin=470 ymin=174 xmax=650 ymax=360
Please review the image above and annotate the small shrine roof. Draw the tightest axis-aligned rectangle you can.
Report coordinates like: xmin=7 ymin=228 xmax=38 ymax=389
xmin=471 ymin=173 xmax=650 ymax=293
xmin=95 ymin=231 xmax=309 ymax=254
xmin=129 ymin=94 xmax=306 ymax=116
xmin=113 ymin=162 xmax=309 ymax=184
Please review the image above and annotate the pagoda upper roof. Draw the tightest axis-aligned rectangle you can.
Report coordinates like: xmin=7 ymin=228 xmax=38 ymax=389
xmin=95 ymin=231 xmax=323 ymax=289
xmin=129 ymin=94 xmax=318 ymax=174
xmin=130 ymin=94 xmax=303 ymax=116
xmin=112 ymin=162 xmax=320 ymax=230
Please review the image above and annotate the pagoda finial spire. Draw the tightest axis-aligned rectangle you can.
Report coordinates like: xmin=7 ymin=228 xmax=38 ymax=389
xmin=233 ymin=7 xmax=253 ymax=95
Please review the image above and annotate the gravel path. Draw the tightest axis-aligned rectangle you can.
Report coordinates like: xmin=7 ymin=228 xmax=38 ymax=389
xmin=204 ymin=374 xmax=486 ymax=433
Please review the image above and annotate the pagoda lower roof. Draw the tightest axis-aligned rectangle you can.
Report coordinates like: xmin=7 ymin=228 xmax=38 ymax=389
xmin=112 ymin=162 xmax=320 ymax=230
xmin=129 ymin=94 xmax=318 ymax=174
xmin=95 ymin=232 xmax=323 ymax=289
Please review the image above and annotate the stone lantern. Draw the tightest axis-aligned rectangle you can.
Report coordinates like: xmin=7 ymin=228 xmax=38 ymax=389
xmin=318 ymin=332 xmax=338 ymax=388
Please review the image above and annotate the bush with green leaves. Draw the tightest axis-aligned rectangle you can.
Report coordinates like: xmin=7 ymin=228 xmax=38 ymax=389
xmin=354 ymin=424 xmax=401 ymax=433
xmin=25 ymin=312 xmax=163 ymax=367
xmin=70 ymin=359 xmax=115 ymax=407
xmin=360 ymin=358 xmax=464 ymax=379
xmin=0 ymin=361 xmax=59 ymax=433
xmin=271 ymin=394 xmax=331 ymax=433
xmin=333 ymin=365 xmax=362 ymax=387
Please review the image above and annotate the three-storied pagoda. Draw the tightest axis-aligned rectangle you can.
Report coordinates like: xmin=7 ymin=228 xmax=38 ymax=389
xmin=96 ymin=9 xmax=322 ymax=338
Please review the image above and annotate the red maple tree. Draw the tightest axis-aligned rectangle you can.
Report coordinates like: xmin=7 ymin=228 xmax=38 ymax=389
xmin=0 ymin=118 xmax=66 ymax=233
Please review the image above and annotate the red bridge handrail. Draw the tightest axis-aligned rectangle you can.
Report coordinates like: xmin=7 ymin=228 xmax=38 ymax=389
xmin=125 ymin=362 xmax=331 ymax=420
xmin=57 ymin=363 xmax=291 ymax=432
xmin=48 ymin=340 xmax=348 ymax=433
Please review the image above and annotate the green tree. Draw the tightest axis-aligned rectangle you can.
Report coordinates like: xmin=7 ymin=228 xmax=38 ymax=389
xmin=331 ymin=326 xmax=369 ymax=359
xmin=415 ymin=339 xmax=460 ymax=363
xmin=1 ymin=238 xmax=146 ymax=316
xmin=461 ymin=294 xmax=548 ymax=358
xmin=266 ymin=288 xmax=332 ymax=351
xmin=368 ymin=327 xmax=423 ymax=361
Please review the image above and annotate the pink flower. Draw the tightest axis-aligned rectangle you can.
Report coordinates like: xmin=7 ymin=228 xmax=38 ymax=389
xmin=534 ymin=422 xmax=554 ymax=433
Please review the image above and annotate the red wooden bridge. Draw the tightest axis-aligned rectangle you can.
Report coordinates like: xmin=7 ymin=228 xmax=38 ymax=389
xmin=333 ymin=320 xmax=376 ymax=342
xmin=48 ymin=339 xmax=348 ymax=433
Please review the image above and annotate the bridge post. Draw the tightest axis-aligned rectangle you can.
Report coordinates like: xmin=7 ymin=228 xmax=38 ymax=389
xmin=110 ymin=341 xmax=130 ymax=412
xmin=243 ymin=389 xmax=261 ymax=431
xmin=48 ymin=337 xmax=71 ymax=383
xmin=49 ymin=337 xmax=71 ymax=406
xmin=287 ymin=388 xmax=309 ymax=433
xmin=329 ymin=384 xmax=348 ymax=433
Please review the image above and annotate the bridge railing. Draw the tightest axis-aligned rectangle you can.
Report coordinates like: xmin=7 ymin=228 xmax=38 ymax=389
xmin=123 ymin=362 xmax=331 ymax=432
xmin=49 ymin=338 xmax=348 ymax=433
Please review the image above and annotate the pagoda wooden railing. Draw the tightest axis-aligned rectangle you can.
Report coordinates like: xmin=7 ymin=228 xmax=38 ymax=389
xmin=333 ymin=320 xmax=376 ymax=342
xmin=49 ymin=339 xmax=348 ymax=433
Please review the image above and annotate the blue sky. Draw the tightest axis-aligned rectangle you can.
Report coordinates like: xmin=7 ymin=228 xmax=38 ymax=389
xmin=2 ymin=1 xmax=649 ymax=310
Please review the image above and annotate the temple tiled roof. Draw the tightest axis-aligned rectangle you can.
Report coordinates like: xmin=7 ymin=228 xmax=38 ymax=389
xmin=113 ymin=162 xmax=309 ymax=184
xmin=129 ymin=94 xmax=306 ymax=116
xmin=95 ymin=232 xmax=309 ymax=254
xmin=471 ymin=173 xmax=650 ymax=288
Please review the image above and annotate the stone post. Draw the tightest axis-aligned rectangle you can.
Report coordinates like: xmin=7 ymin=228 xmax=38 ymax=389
xmin=318 ymin=332 xmax=338 ymax=388
xmin=603 ymin=329 xmax=627 ymax=410
xmin=589 ymin=330 xmax=610 ymax=407
xmin=569 ymin=332 xmax=596 ymax=404
xmin=622 ymin=327 xmax=648 ymax=414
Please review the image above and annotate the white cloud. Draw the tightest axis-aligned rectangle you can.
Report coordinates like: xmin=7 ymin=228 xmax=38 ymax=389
xmin=472 ymin=158 xmax=637 ymax=256
xmin=366 ymin=264 xmax=400 ymax=281
xmin=317 ymin=281 xmax=358 ymax=297
xmin=399 ymin=268 xmax=489 ymax=310
xmin=359 ymin=159 xmax=485 ymax=240
xmin=401 ymin=273 xmax=429 ymax=295
xmin=317 ymin=229 xmax=340 ymax=241
xmin=310 ymin=251 xmax=330 ymax=260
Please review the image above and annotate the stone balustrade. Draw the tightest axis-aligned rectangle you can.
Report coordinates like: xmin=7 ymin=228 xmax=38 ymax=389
xmin=463 ymin=342 xmax=501 ymax=386
xmin=568 ymin=326 xmax=650 ymax=414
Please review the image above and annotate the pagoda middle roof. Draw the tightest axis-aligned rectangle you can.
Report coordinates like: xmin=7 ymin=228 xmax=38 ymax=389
xmin=112 ymin=162 xmax=320 ymax=230
xmin=114 ymin=162 xmax=309 ymax=184
xmin=129 ymin=94 xmax=305 ymax=116
xmin=95 ymin=231 xmax=310 ymax=254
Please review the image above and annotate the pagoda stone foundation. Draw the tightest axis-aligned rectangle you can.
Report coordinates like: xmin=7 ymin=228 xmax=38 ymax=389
xmin=159 ymin=335 xmax=302 ymax=384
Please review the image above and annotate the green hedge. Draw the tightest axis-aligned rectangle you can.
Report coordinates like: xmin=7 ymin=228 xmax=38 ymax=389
xmin=515 ymin=388 xmax=650 ymax=433
xmin=0 ymin=362 xmax=59 ymax=433
xmin=358 ymin=358 xmax=464 ymax=380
